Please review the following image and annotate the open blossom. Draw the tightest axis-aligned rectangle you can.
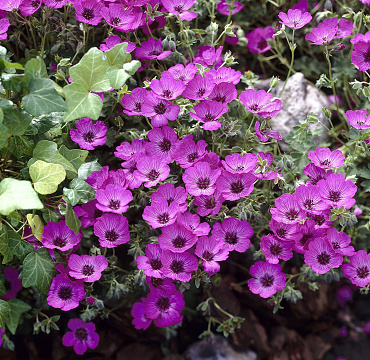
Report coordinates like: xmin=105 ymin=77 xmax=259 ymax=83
xmin=248 ymin=261 xmax=286 ymax=298
xmin=121 ymin=88 xmax=148 ymax=116
xmin=270 ymin=193 xmax=306 ymax=224
xmin=146 ymin=126 xmax=180 ymax=163
xmin=68 ymin=255 xmax=108 ymax=282
xmin=96 ymin=185 xmax=132 ymax=214
xmin=190 ymin=100 xmax=228 ymax=131
xmin=255 ymin=120 xmax=282 ymax=142
xmin=162 ymin=0 xmax=197 ymax=20
xmin=70 ymin=118 xmax=107 ymax=150
xmin=74 ymin=0 xmax=103 ymax=26
xmin=150 ymin=73 xmax=186 ymax=100
xmin=167 ymin=63 xmax=198 ymax=84
xmin=278 ymin=9 xmax=312 ymax=29
xmin=308 ymin=148 xmax=344 ymax=169
xmin=115 ymin=138 xmax=147 ymax=161
xmin=62 ymin=319 xmax=99 ymax=355
xmin=245 ymin=27 xmax=275 ymax=53
xmin=136 ymin=243 xmax=163 ymax=278
xmin=42 ymin=221 xmax=81 ymax=251
xmin=100 ymin=36 xmax=136 ymax=53
xmin=303 ymin=163 xmax=332 ymax=185
xmin=305 ymin=19 xmax=337 ymax=45
xmin=0 ymin=0 xmax=21 ymax=11
xmin=293 ymin=220 xmax=326 ymax=254
xmin=174 ymin=138 xmax=208 ymax=169
xmin=208 ymin=67 xmax=241 ymax=85
xmin=326 ymin=228 xmax=355 ymax=256
xmin=345 ymin=110 xmax=370 ymax=130
xmin=142 ymin=198 xmax=179 ymax=228
xmin=158 ymin=223 xmax=198 ymax=252
xmin=151 ymin=183 xmax=188 ymax=213
xmin=94 ymin=213 xmax=130 ymax=248
xmin=351 ymin=32 xmax=370 ymax=71
xmin=193 ymin=191 xmax=224 ymax=216
xmin=221 ymin=153 xmax=257 ymax=174
xmin=260 ymin=234 xmax=293 ymax=264
xmin=136 ymin=38 xmax=171 ymax=60
xmin=131 ymin=300 xmax=152 ymax=330
xmin=176 ymin=212 xmax=210 ymax=236
xmin=342 ymin=250 xmax=370 ymax=287
xmin=209 ymin=82 xmax=238 ymax=104
xmin=269 ymin=219 xmax=302 ymax=242
xmin=216 ymin=0 xmax=243 ymax=15
xmin=19 ymin=0 xmax=41 ymax=17
xmin=101 ymin=4 xmax=135 ymax=32
xmin=43 ymin=0 xmax=67 ymax=8
xmin=182 ymin=74 xmax=215 ymax=101
xmin=216 ymin=170 xmax=256 ymax=201
xmin=294 ymin=184 xmax=329 ymax=213
xmin=194 ymin=46 xmax=223 ymax=68
xmin=161 ymin=250 xmax=198 ymax=282
xmin=133 ymin=156 xmax=170 ymax=187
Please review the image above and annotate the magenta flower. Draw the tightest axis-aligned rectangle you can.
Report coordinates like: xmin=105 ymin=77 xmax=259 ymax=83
xmin=293 ymin=0 xmax=308 ymax=12
xmin=94 ymin=213 xmax=130 ymax=248
xmin=307 ymin=210 xmax=334 ymax=229
xmin=121 ymin=88 xmax=148 ymax=116
xmin=308 ymin=148 xmax=344 ymax=169
xmin=133 ymin=156 xmax=170 ymax=187
xmin=131 ymin=300 xmax=152 ymax=330
xmin=161 ymin=250 xmax=198 ymax=282
xmin=342 ymin=250 xmax=370 ymax=287
xmin=317 ymin=174 xmax=357 ymax=209
xmin=278 ymin=9 xmax=312 ymax=29
xmin=175 ymin=212 xmax=210 ymax=236
xmin=136 ymin=243 xmax=163 ymax=278
xmin=167 ymin=63 xmax=198 ymax=84
xmin=43 ymin=0 xmax=67 ymax=8
xmin=142 ymin=198 xmax=179 ymax=229
xmin=70 ymin=118 xmax=107 ymax=150
xmin=1 ymin=268 xmax=22 ymax=300
xmin=101 ymin=4 xmax=135 ymax=32
xmin=151 ymin=183 xmax=188 ymax=213
xmin=182 ymin=74 xmax=215 ymax=101
xmin=221 ymin=153 xmax=257 ymax=174
xmin=146 ymin=276 xmax=177 ymax=294
xmin=270 ymin=193 xmax=306 ymax=224
xmin=351 ymin=32 xmax=370 ymax=71
xmin=19 ymin=0 xmax=41 ymax=17
xmin=260 ymin=234 xmax=293 ymax=264
xmin=47 ymin=275 xmax=85 ymax=311
xmin=292 ymin=219 xmax=326 ymax=254
xmin=208 ymin=67 xmax=241 ymax=85
xmin=158 ymin=223 xmax=198 ymax=252
xmin=144 ymin=289 xmax=185 ymax=327
xmin=194 ymin=46 xmax=223 ymax=68
xmin=0 ymin=0 xmax=21 ymax=11
xmin=212 ymin=217 xmax=254 ymax=253
xmin=100 ymin=36 xmax=136 ymax=53
xmin=62 ymin=318 xmax=99 ymax=355
xmin=0 ymin=18 xmax=10 ymax=41
xmin=269 ymin=219 xmax=302 ymax=242
xmin=345 ymin=110 xmax=370 ymax=130
xmin=303 ymin=163 xmax=333 ymax=185
xmin=42 ymin=221 xmax=81 ymax=251
xmin=115 ymin=138 xmax=147 ymax=161
xmin=135 ymin=38 xmax=171 ymax=60
xmin=294 ymin=184 xmax=329 ymax=213
xmin=304 ymin=238 xmax=343 ymax=274
xmin=182 ymin=161 xmax=221 ymax=196
xmin=209 ymin=82 xmax=238 ymax=104
xmin=216 ymin=170 xmax=256 ymax=201
xmin=142 ymin=15 xmax=167 ymax=35
xmin=248 ymin=261 xmax=286 ymax=298
xmin=141 ymin=92 xmax=180 ymax=128
xmin=195 ymin=236 xmax=229 ymax=275
xmin=74 ymin=0 xmax=103 ymax=26
xmin=190 ymin=100 xmax=228 ymax=131
xmin=96 ymin=185 xmax=132 ymax=214
xmin=354 ymin=206 xmax=363 ymax=217
xmin=162 ymin=0 xmax=197 ymax=20
xmin=239 ymin=89 xmax=282 ymax=119
xmin=326 ymin=228 xmax=355 ymax=256
xmin=255 ymin=120 xmax=282 ymax=142
xmin=150 ymin=73 xmax=186 ymax=100
xmin=146 ymin=126 xmax=180 ymax=163
xmin=245 ymin=27 xmax=275 ymax=53
xmin=305 ymin=20 xmax=337 ymax=45
xmin=68 ymin=255 xmax=108 ymax=282
xmin=194 ymin=191 xmax=224 ymax=217
xmin=216 ymin=0 xmax=243 ymax=15
xmin=173 ymin=138 xmax=208 ymax=169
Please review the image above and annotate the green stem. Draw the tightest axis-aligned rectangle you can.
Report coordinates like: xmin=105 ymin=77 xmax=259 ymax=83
xmin=325 ymin=46 xmax=339 ymax=114
xmin=279 ymin=29 xmax=295 ymax=98
xmin=178 ymin=18 xmax=194 ymax=61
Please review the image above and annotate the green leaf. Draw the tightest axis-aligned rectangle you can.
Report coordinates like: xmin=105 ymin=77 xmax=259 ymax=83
xmin=22 ymin=248 xmax=57 ymax=294
xmin=359 ymin=165 xmax=370 ymax=179
xmin=0 ymin=299 xmax=11 ymax=329
xmin=65 ymin=201 xmax=81 ymax=235
xmin=123 ymin=60 xmax=141 ymax=75
xmin=78 ymin=160 xmax=101 ymax=180
xmin=0 ymin=124 xmax=8 ymax=149
xmin=0 ymin=278 xmax=5 ymax=297
xmin=105 ymin=42 xmax=131 ymax=67
xmin=32 ymin=140 xmax=77 ymax=179
xmin=3 ymin=108 xmax=32 ymax=136
xmin=7 ymin=136 xmax=34 ymax=157
xmin=0 ymin=178 xmax=43 ymax=216
xmin=107 ymin=67 xmax=131 ymax=90
xmin=23 ymin=57 xmax=48 ymax=88
xmin=63 ymin=178 xmax=94 ymax=206
xmin=26 ymin=214 xmax=44 ymax=241
xmin=0 ymin=58 xmax=24 ymax=70
xmin=29 ymin=160 xmax=66 ymax=195
xmin=0 ymin=230 xmax=13 ymax=264
xmin=22 ymin=78 xmax=66 ymax=117
xmin=69 ymin=47 xmax=111 ymax=92
xmin=59 ymin=146 xmax=88 ymax=171
xmin=27 ymin=112 xmax=64 ymax=135
xmin=63 ymin=83 xmax=103 ymax=122
xmin=7 ymin=230 xmax=33 ymax=262
xmin=41 ymin=207 xmax=61 ymax=224
xmin=5 ymin=299 xmax=31 ymax=335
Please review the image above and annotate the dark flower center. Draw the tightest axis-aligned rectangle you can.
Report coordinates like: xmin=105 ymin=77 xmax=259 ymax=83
xmin=149 ymin=50 xmax=160 ymax=56
xmin=174 ymin=5 xmax=183 ymax=12
xmin=276 ymin=228 xmax=286 ymax=238
xmin=317 ymin=252 xmax=331 ymax=265
xmin=311 ymin=214 xmax=325 ymax=226
xmin=157 ymin=212 xmax=170 ymax=224
xmin=82 ymin=264 xmax=95 ymax=276
xmin=75 ymin=328 xmax=88 ymax=341
xmin=365 ymin=50 xmax=370 ymax=62
xmin=357 ymin=266 xmax=369 ymax=279
xmin=31 ymin=0 xmax=39 ymax=8
xmin=156 ymin=296 xmax=170 ymax=310
xmin=202 ymin=251 xmax=214 ymax=261
xmin=332 ymin=242 xmax=340 ymax=250
xmin=205 ymin=198 xmax=216 ymax=209
xmin=111 ymin=17 xmax=121 ymax=26
xmin=304 ymin=199 xmax=314 ymax=210
xmin=147 ymin=169 xmax=160 ymax=181
xmin=170 ymin=260 xmax=184 ymax=273
xmin=250 ymin=103 xmax=259 ymax=111
xmin=187 ymin=152 xmax=198 ymax=163
xmin=150 ymin=259 xmax=162 ymax=270
xmin=105 ymin=230 xmax=118 ymax=242
xmin=204 ymin=113 xmax=215 ymax=122
xmin=84 ymin=131 xmax=95 ymax=143
xmin=54 ymin=237 xmax=67 ymax=248
xmin=160 ymin=139 xmax=172 ymax=152
xmin=58 ymin=286 xmax=72 ymax=300
xmin=214 ymin=94 xmax=226 ymax=103
xmin=230 ymin=180 xmax=244 ymax=194
xmin=301 ymin=234 xmax=312 ymax=245
xmin=257 ymin=39 xmax=268 ymax=50
xmin=225 ymin=232 xmax=238 ymax=244
xmin=167 ymin=197 xmax=174 ymax=206
xmin=162 ymin=89 xmax=173 ymax=98
xmin=94 ymin=209 xmax=103 ymax=218
xmin=82 ymin=9 xmax=94 ymax=20
xmin=197 ymin=177 xmax=210 ymax=190
xmin=135 ymin=102 xmax=142 ymax=111
xmin=270 ymin=243 xmax=282 ymax=256
xmin=173 ymin=236 xmax=186 ymax=248
xmin=150 ymin=277 xmax=163 ymax=288
xmin=329 ymin=191 xmax=341 ymax=202
xmin=109 ymin=199 xmax=120 ymax=210
xmin=235 ymin=165 xmax=245 ymax=171
xmin=261 ymin=274 xmax=274 ymax=287
xmin=154 ymin=102 xmax=167 ymax=114
xmin=286 ymin=210 xmax=299 ymax=221
xmin=320 ymin=159 xmax=331 ymax=167
xmin=196 ymin=88 xmax=206 ymax=98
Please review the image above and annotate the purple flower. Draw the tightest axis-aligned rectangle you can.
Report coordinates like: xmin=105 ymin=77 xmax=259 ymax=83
xmin=121 ymin=88 xmax=148 ymax=116
xmin=122 ymin=154 xmax=147 ymax=189
xmin=101 ymin=4 xmax=135 ymax=32
xmin=94 ymin=213 xmax=130 ymax=248
xmin=150 ymin=73 xmax=186 ymax=100
xmin=161 ymin=250 xmax=198 ymax=282
xmin=43 ymin=0 xmax=67 ymax=8
xmin=142 ymin=198 xmax=179 ymax=228
xmin=131 ymin=300 xmax=152 ymax=330
xmin=308 ymin=148 xmax=344 ymax=169
xmin=255 ymin=120 xmax=282 ymax=142
xmin=194 ymin=46 xmax=223 ymax=68
xmin=194 ymin=191 xmax=224 ymax=217
xmin=292 ymin=219 xmax=326 ymax=254
xmin=221 ymin=153 xmax=257 ymax=174
xmin=146 ymin=126 xmax=180 ymax=163
xmin=68 ymin=254 xmax=108 ymax=282
xmin=0 ymin=0 xmax=21 ymax=11
xmin=269 ymin=219 xmax=302 ymax=242
xmin=47 ymin=274 xmax=85 ymax=311
xmin=42 ymin=221 xmax=81 ymax=251
xmin=70 ymin=118 xmax=107 ymax=150
xmin=303 ymin=163 xmax=333 ymax=185
xmin=345 ymin=110 xmax=370 ymax=130
xmin=304 ymin=238 xmax=343 ymax=274
xmin=260 ymin=234 xmax=293 ymax=264
xmin=158 ymin=223 xmax=198 ymax=252
xmin=305 ymin=20 xmax=337 ymax=45
xmin=75 ymin=200 xmax=103 ymax=228
xmin=212 ymin=217 xmax=254 ymax=253
xmin=351 ymin=32 xmax=370 ymax=71
xmin=141 ymin=15 xmax=167 ymax=35
xmin=1 ymin=268 xmax=22 ymax=300
xmin=141 ymin=92 xmax=180 ymax=128
xmin=317 ymin=174 xmax=357 ymax=209
xmin=19 ymin=0 xmax=41 ymax=17
xmin=270 ymin=193 xmax=307 ymax=224
xmin=100 ymin=36 xmax=136 ymax=53
xmin=0 ymin=18 xmax=10 ymax=41
xmin=209 ymin=82 xmax=238 ymax=104
xmin=195 ymin=236 xmax=229 ymax=275
xmin=239 ymin=89 xmax=282 ymax=119
xmin=162 ymin=0 xmax=197 ymax=20
xmin=135 ymin=38 xmax=171 ymax=60
xmin=342 ymin=250 xmax=370 ymax=287
xmin=151 ymin=183 xmax=188 ymax=213
xmin=133 ymin=156 xmax=170 ymax=187
xmin=190 ymin=100 xmax=228 ymax=131
xmin=136 ymin=243 xmax=163 ymax=278
xmin=216 ymin=0 xmax=243 ymax=15
xmin=326 ymin=228 xmax=355 ymax=256
xmin=173 ymin=138 xmax=208 ymax=168
xmin=182 ymin=161 xmax=221 ymax=196
xmin=354 ymin=206 xmax=363 ymax=217
xmin=278 ymin=9 xmax=312 ymax=29
xmin=86 ymin=166 xmax=109 ymax=190
xmin=175 ymin=212 xmax=210 ymax=236
xmin=307 ymin=210 xmax=334 ymax=228
xmin=96 ymin=185 xmax=132 ymax=214
xmin=293 ymin=0 xmax=308 ymax=12
xmin=167 ymin=63 xmax=198 ymax=84
xmin=216 ymin=170 xmax=256 ymax=201
xmin=74 ymin=0 xmax=103 ymax=26
xmin=245 ymin=27 xmax=275 ymax=54
xmin=146 ymin=276 xmax=177 ymax=294
xmin=208 ymin=67 xmax=241 ymax=85
xmin=334 ymin=18 xmax=354 ymax=38
xmin=248 ymin=261 xmax=286 ymax=298
xmin=62 ymin=318 xmax=99 ymax=355
xmin=115 ymin=138 xmax=147 ymax=160
xmin=294 ymin=184 xmax=329 ymax=213
xmin=144 ymin=289 xmax=185 ymax=327
xmin=182 ymin=74 xmax=215 ymax=101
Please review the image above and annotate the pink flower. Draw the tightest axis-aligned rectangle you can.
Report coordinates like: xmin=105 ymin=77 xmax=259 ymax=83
xmin=70 ymin=118 xmax=107 ymax=150
xmin=342 ymin=250 xmax=370 ymax=287
xmin=68 ymin=254 xmax=108 ymax=282
xmin=216 ymin=0 xmax=243 ymax=15
xmin=278 ymin=9 xmax=312 ymax=29
xmin=345 ymin=110 xmax=370 ymax=130
xmin=135 ymin=38 xmax=171 ymax=60
xmin=245 ymin=27 xmax=275 ymax=53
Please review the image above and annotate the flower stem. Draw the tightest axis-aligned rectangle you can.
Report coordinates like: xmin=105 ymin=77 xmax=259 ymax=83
xmin=279 ymin=29 xmax=295 ymax=98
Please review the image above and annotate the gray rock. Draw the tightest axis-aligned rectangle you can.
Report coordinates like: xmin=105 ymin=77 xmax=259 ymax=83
xmin=185 ymin=336 xmax=258 ymax=360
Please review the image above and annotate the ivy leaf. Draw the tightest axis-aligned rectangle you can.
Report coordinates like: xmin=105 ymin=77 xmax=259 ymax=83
xmin=63 ymin=178 xmax=95 ymax=206
xmin=26 ymin=214 xmax=44 ymax=241
xmin=0 ymin=230 xmax=13 ymax=264
xmin=105 ymin=42 xmax=130 ymax=67
xmin=59 ymin=146 xmax=88 ymax=171
xmin=7 ymin=136 xmax=34 ymax=157
xmin=69 ymin=47 xmax=111 ymax=92
xmin=0 ymin=278 xmax=5 ymax=297
xmin=78 ymin=160 xmax=101 ymax=180
xmin=23 ymin=57 xmax=48 ymax=88
xmin=22 ymin=248 xmax=57 ymax=295
xmin=5 ymin=299 xmax=31 ymax=335
xmin=7 ymin=229 xmax=33 ymax=262
xmin=107 ymin=67 xmax=131 ymax=90
xmin=22 ymin=78 xmax=66 ymax=117
xmin=0 ymin=299 xmax=11 ymax=329
xmin=0 ymin=178 xmax=43 ymax=216
xmin=63 ymin=83 xmax=103 ymax=122
xmin=27 ymin=112 xmax=64 ymax=135
xmin=65 ymin=201 xmax=81 ymax=235
xmin=0 ymin=123 xmax=8 ymax=149
xmin=3 ymin=108 xmax=32 ymax=136
xmin=29 ymin=160 xmax=66 ymax=195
